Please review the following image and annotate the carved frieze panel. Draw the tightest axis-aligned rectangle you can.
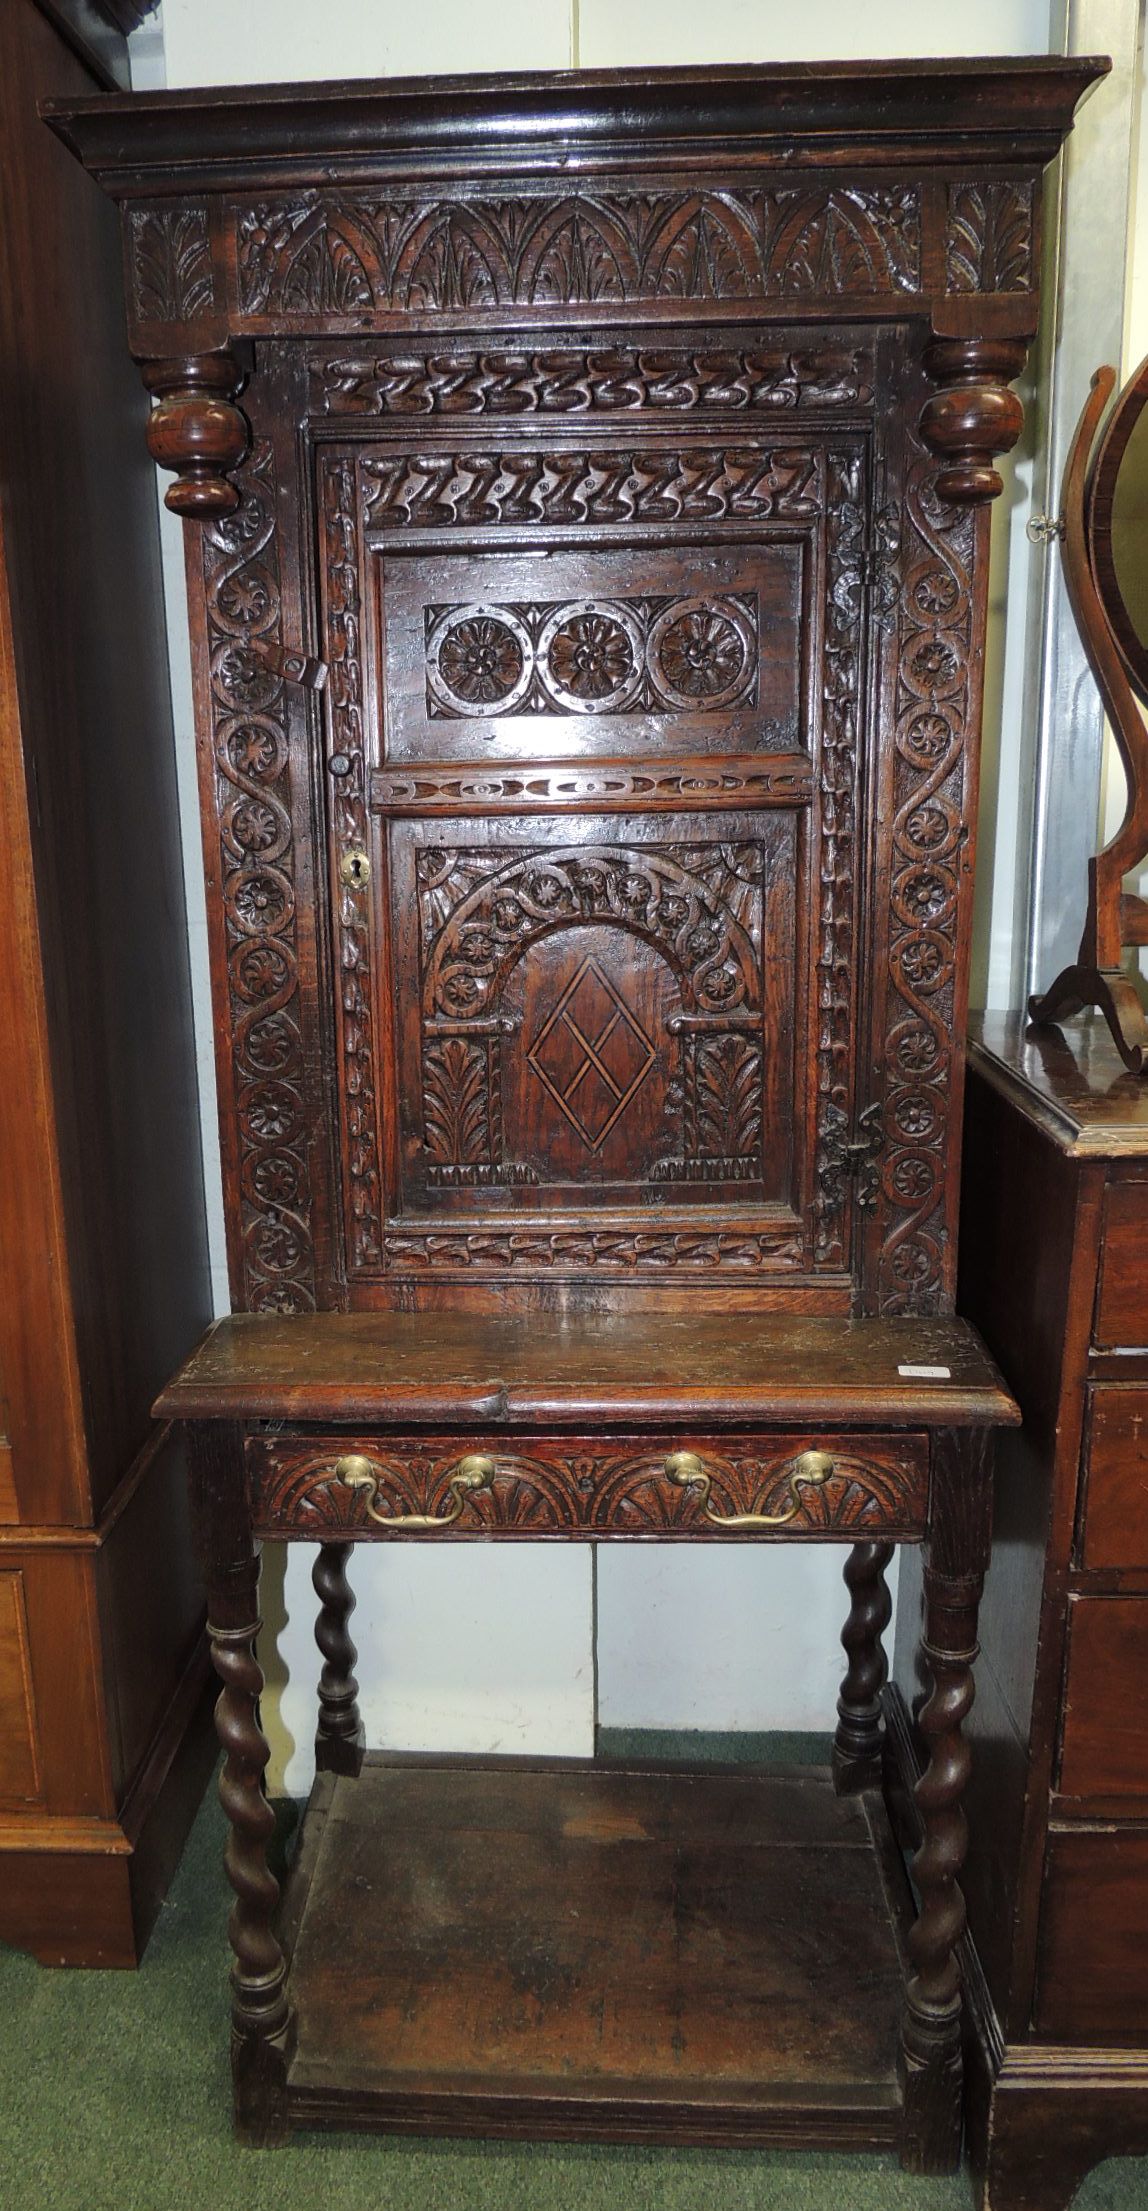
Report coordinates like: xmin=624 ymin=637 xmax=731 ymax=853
xmin=232 ymin=187 xmax=922 ymax=324
xmin=361 ymin=446 xmax=822 ymax=530
xmin=369 ymin=757 xmax=814 ymax=815
xmin=202 ymin=443 xmax=316 ymax=1312
xmin=312 ymin=343 xmax=876 ymax=418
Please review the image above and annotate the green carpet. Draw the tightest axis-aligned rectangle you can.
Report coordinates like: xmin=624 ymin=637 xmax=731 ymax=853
xmin=0 ymin=1737 xmax=1144 ymax=2211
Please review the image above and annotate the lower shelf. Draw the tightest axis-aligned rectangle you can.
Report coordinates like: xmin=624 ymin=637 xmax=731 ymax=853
xmin=280 ymin=1754 xmax=913 ymax=2147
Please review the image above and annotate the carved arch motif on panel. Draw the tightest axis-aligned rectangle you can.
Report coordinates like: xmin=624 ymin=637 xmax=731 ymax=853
xmin=417 ymin=842 xmax=766 ymax=1190
xmin=235 ymin=186 xmax=922 ymax=322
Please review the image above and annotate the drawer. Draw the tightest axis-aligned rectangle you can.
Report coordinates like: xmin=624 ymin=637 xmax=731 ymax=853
xmin=1035 ymin=1826 xmax=1148 ymax=2042
xmin=1095 ymin=1179 xmax=1148 ymax=1349
xmin=246 ymin=1429 xmax=930 ymax=1540
xmin=1058 ymin=1596 xmax=1148 ymax=1801
xmin=1079 ymin=1388 xmax=1148 ymax=1569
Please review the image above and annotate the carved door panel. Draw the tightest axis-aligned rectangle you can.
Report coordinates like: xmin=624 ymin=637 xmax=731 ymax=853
xmin=317 ymin=410 xmax=874 ymax=1308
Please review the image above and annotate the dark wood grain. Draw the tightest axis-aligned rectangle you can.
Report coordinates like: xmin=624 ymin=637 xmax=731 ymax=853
xmin=43 ymin=59 xmax=1106 ymax=199
xmin=285 ymin=1755 xmax=906 ymax=2145
xmin=157 ymin=1311 xmax=1017 ymax=1429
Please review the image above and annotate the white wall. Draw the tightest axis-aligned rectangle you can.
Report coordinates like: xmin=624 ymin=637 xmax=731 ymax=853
xmin=136 ymin=0 xmax=1059 ymax=1792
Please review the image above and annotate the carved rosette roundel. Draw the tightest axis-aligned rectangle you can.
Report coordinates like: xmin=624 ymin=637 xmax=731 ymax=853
xmin=544 ymin=607 xmax=638 ymax=708
xmin=424 ymin=593 xmax=759 ymax=720
xmin=427 ymin=610 xmax=530 ymax=713
xmin=204 ymin=444 xmax=316 ymax=1312
xmin=650 ymin=599 xmax=752 ymax=707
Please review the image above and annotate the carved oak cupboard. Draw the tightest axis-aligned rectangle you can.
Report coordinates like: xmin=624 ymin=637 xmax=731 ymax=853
xmin=50 ymin=56 xmax=1099 ymax=2163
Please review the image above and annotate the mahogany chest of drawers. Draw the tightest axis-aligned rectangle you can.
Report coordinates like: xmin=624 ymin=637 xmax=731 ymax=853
xmin=949 ymin=1011 xmax=1148 ymax=2210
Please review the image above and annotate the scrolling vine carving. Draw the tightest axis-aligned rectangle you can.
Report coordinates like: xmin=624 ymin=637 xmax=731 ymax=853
xmin=236 ymin=187 xmax=921 ymax=321
xmin=203 ymin=444 xmax=316 ymax=1311
xmin=381 ymin=1225 xmax=804 ymax=1270
xmin=875 ymin=437 xmax=975 ymax=1313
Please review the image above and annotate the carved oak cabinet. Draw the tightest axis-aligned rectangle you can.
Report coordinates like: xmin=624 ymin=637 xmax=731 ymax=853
xmin=50 ymin=58 xmax=1100 ymax=2166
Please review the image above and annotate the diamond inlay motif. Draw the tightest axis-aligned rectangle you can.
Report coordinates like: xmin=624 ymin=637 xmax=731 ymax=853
xmin=527 ymin=957 xmax=656 ymax=1153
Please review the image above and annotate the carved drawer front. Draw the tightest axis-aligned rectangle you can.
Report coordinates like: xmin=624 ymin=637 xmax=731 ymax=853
xmin=247 ymin=1430 xmax=929 ymax=1540
xmin=1078 ymin=1387 xmax=1148 ymax=1570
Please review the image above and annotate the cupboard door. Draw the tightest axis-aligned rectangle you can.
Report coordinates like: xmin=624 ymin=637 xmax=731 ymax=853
xmin=317 ymin=428 xmax=872 ymax=1306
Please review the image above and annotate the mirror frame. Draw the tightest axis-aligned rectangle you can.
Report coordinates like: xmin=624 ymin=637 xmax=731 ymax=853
xmin=1088 ymin=350 xmax=1148 ymax=708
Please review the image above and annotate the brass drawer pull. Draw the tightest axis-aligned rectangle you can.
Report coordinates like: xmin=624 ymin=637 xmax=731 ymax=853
xmin=663 ymin=1448 xmax=835 ymax=1528
xmin=333 ymin=1451 xmax=494 ymax=1529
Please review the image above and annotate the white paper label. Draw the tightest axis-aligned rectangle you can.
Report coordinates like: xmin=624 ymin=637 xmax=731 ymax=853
xmin=897 ymin=1363 xmax=952 ymax=1379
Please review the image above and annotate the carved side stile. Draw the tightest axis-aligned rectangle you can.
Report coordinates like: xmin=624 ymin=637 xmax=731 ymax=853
xmin=201 ymin=442 xmax=318 ymax=1312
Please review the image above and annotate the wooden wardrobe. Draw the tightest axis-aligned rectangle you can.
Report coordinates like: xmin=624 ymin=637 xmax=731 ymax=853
xmin=0 ymin=0 xmax=214 ymax=1966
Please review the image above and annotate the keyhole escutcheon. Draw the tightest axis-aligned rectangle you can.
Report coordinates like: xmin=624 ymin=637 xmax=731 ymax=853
xmin=339 ymin=849 xmax=370 ymax=890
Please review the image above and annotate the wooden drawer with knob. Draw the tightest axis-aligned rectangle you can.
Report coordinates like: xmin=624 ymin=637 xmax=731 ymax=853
xmin=245 ymin=1429 xmax=929 ymax=1540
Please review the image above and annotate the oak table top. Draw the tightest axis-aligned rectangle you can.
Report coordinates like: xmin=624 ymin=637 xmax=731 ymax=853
xmin=155 ymin=1310 xmax=1017 ymax=1429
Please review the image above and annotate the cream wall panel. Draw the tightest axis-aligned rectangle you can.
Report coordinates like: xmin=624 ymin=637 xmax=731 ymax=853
xmin=576 ymin=0 xmax=1054 ymax=66
xmin=161 ymin=0 xmax=571 ymax=87
xmin=262 ymin=1545 xmax=595 ymax=1796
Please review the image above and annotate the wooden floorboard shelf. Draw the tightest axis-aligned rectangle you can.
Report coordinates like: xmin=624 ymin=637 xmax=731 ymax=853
xmin=281 ymin=1755 xmax=912 ymax=2147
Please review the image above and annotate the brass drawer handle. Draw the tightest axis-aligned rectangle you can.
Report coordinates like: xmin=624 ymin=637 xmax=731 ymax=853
xmin=333 ymin=1451 xmax=494 ymax=1529
xmin=663 ymin=1448 xmax=835 ymax=1529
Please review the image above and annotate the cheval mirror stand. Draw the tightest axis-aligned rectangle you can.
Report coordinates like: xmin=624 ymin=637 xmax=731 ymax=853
xmin=50 ymin=57 xmax=1103 ymax=2180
